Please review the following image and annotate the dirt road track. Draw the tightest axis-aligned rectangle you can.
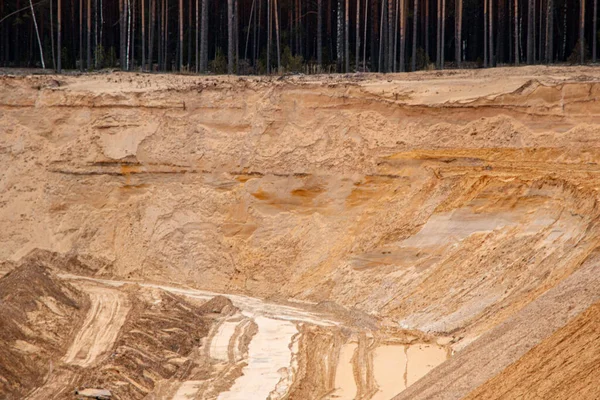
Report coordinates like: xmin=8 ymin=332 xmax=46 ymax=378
xmin=63 ymin=284 xmax=130 ymax=367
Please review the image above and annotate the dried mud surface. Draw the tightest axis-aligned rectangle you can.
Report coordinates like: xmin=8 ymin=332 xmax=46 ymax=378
xmin=2 ymin=66 xmax=600 ymax=399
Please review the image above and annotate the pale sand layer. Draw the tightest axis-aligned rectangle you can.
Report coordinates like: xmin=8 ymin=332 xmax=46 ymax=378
xmin=210 ymin=320 xmax=242 ymax=362
xmin=372 ymin=345 xmax=408 ymax=400
xmin=330 ymin=342 xmax=359 ymax=400
xmin=218 ymin=316 xmax=297 ymax=400
xmin=406 ymin=344 xmax=449 ymax=386
xmin=63 ymin=284 xmax=129 ymax=367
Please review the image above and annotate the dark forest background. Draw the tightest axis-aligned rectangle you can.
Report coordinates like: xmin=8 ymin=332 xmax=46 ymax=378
xmin=0 ymin=0 xmax=596 ymax=74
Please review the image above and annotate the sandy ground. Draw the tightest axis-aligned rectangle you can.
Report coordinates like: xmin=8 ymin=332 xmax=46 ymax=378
xmin=3 ymin=66 xmax=600 ymax=399
xmin=62 ymin=283 xmax=130 ymax=367
xmin=46 ymin=273 xmax=449 ymax=400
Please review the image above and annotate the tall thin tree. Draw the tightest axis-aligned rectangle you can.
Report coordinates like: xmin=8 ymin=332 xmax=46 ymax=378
xmin=580 ymin=0 xmax=585 ymax=64
xmin=484 ymin=0 xmax=488 ymax=66
xmin=228 ymin=0 xmax=234 ymax=73
xmin=94 ymin=0 xmax=98 ymax=68
xmin=356 ymin=0 xmax=360 ymax=71
xmin=87 ymin=0 xmax=91 ymax=69
xmin=318 ymin=0 xmax=323 ymax=67
xmin=80 ymin=0 xmax=83 ymax=70
xmin=29 ymin=0 xmax=45 ymax=68
xmin=245 ymin=0 xmax=256 ymax=61
xmin=363 ymin=0 xmax=368 ymax=70
xmin=179 ymin=0 xmax=183 ymax=70
xmin=379 ymin=0 xmax=385 ymax=71
xmin=515 ymin=0 xmax=519 ymax=64
xmin=142 ymin=0 xmax=146 ymax=70
xmin=527 ymin=0 xmax=534 ymax=63
xmin=546 ymin=0 xmax=553 ymax=63
xmin=275 ymin=0 xmax=281 ymax=72
xmin=412 ymin=0 xmax=418 ymax=71
xmin=51 ymin=0 xmax=57 ymax=70
xmin=440 ymin=0 xmax=446 ymax=69
xmin=436 ymin=0 xmax=441 ymax=68
xmin=267 ymin=0 xmax=272 ymax=73
xmin=489 ymin=0 xmax=494 ymax=66
xmin=594 ymin=0 xmax=598 ymax=62
xmin=200 ymin=0 xmax=207 ymax=72
xmin=338 ymin=0 xmax=344 ymax=71
xmin=345 ymin=0 xmax=350 ymax=72
xmin=425 ymin=0 xmax=429 ymax=59
xmin=148 ymin=0 xmax=155 ymax=70
xmin=58 ymin=0 xmax=62 ymax=71
xmin=400 ymin=0 xmax=406 ymax=71
xmin=388 ymin=0 xmax=394 ymax=71
xmin=455 ymin=0 xmax=462 ymax=66
xmin=393 ymin=0 xmax=399 ymax=70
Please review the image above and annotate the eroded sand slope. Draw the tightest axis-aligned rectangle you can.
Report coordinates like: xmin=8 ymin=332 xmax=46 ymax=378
xmin=2 ymin=67 xmax=600 ymax=398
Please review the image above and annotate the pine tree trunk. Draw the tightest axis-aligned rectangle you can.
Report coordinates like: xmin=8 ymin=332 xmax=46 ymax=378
xmin=94 ymin=0 xmax=98 ymax=68
xmin=546 ymin=0 xmax=552 ymax=62
xmin=142 ymin=0 xmax=146 ymax=70
xmin=227 ymin=0 xmax=233 ymax=73
xmin=411 ymin=0 xmax=418 ymax=71
xmin=388 ymin=0 xmax=394 ymax=71
xmin=484 ymin=0 xmax=488 ymax=67
xmin=455 ymin=0 xmax=461 ymax=66
xmin=267 ymin=0 xmax=271 ymax=73
xmin=254 ymin=0 xmax=260 ymax=65
xmin=489 ymin=0 xmax=494 ymax=66
xmin=200 ymin=0 xmax=207 ymax=72
xmin=188 ymin=0 xmax=192 ymax=68
xmin=561 ymin=0 xmax=566 ymax=60
xmin=29 ymin=0 xmax=45 ymax=68
xmin=318 ymin=0 xmax=323 ymax=67
xmin=400 ymin=0 xmax=406 ymax=71
xmin=0 ymin=0 xmax=3 ymax=66
xmin=127 ymin=0 xmax=132 ymax=69
xmin=356 ymin=0 xmax=360 ymax=71
xmin=515 ymin=0 xmax=519 ymax=64
xmin=80 ymin=0 xmax=83 ymax=70
xmin=131 ymin=0 xmax=136 ymax=69
xmin=537 ymin=0 xmax=544 ymax=63
xmin=179 ymin=0 xmax=183 ymax=70
xmin=58 ymin=0 xmax=62 ymax=71
xmin=274 ymin=0 xmax=281 ymax=72
xmin=370 ymin=0 xmax=376 ymax=70
xmin=346 ymin=0 xmax=350 ymax=72
xmin=581 ymin=0 xmax=585 ymax=64
xmin=425 ymin=0 xmax=429 ymax=60
xmin=51 ymin=0 xmax=57 ymax=70
xmin=594 ymin=0 xmax=598 ymax=62
xmin=363 ymin=0 xmax=368 ymax=70
xmin=527 ymin=0 xmax=533 ymax=63
xmin=119 ymin=0 xmax=123 ymax=69
xmin=99 ymin=0 xmax=103 ymax=56
xmin=245 ymin=0 xmax=256 ymax=61
xmin=378 ymin=0 xmax=385 ymax=71
xmin=436 ymin=0 xmax=441 ymax=68
xmin=393 ymin=0 xmax=399 ymax=71
xmin=163 ymin=0 xmax=168 ymax=70
xmin=299 ymin=0 xmax=303 ymax=59
xmin=149 ymin=0 xmax=154 ymax=70
xmin=338 ymin=0 xmax=344 ymax=71
xmin=87 ymin=0 xmax=91 ymax=69
xmin=158 ymin=0 xmax=162 ymax=69
xmin=509 ymin=0 xmax=513 ymax=62
xmin=441 ymin=0 xmax=445 ymax=68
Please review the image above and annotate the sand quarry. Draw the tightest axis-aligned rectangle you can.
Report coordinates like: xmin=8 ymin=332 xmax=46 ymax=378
xmin=1 ymin=66 xmax=600 ymax=399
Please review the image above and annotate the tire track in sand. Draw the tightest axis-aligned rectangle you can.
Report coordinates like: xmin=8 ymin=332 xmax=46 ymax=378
xmin=63 ymin=284 xmax=130 ymax=367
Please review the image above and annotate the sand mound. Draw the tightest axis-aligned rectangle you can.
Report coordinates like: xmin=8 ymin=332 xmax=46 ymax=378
xmin=0 ymin=263 xmax=88 ymax=399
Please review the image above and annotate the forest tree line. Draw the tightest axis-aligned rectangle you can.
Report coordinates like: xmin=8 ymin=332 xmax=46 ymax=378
xmin=0 ymin=0 xmax=597 ymax=74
